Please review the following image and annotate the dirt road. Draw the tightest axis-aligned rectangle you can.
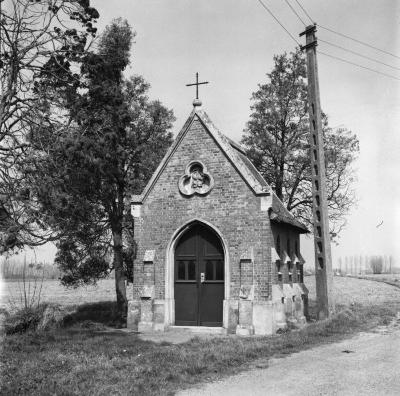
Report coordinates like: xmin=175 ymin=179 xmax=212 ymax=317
xmin=178 ymin=316 xmax=400 ymax=396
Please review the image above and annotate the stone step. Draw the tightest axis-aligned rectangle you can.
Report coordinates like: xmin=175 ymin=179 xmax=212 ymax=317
xmin=168 ymin=325 xmax=227 ymax=335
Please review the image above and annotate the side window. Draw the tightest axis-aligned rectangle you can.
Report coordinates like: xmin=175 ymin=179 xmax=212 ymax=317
xmin=276 ymin=235 xmax=281 ymax=255
xmin=287 ymin=237 xmax=292 ymax=282
xmin=297 ymin=263 xmax=304 ymax=283
xmin=276 ymin=235 xmax=282 ymax=282
xmin=295 ymin=240 xmax=299 ymax=256
xmin=276 ymin=261 xmax=282 ymax=282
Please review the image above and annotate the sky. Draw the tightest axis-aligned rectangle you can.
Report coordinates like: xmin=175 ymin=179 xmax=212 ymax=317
xmin=18 ymin=0 xmax=400 ymax=268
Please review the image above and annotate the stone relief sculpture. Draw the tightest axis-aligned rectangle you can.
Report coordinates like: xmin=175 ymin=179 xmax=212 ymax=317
xmin=178 ymin=160 xmax=214 ymax=196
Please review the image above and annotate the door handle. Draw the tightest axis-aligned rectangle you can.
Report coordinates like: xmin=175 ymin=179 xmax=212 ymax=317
xmin=200 ymin=272 xmax=205 ymax=283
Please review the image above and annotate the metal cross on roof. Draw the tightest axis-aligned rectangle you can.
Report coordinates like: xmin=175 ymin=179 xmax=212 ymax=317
xmin=186 ymin=72 xmax=209 ymax=100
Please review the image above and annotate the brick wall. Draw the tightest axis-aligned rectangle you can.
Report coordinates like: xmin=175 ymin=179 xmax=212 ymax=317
xmin=133 ymin=115 xmax=273 ymax=301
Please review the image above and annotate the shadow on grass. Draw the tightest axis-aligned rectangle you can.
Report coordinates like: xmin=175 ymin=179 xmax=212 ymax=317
xmin=62 ymin=301 xmax=123 ymax=329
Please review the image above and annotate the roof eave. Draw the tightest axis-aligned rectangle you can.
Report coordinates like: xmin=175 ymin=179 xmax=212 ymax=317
xmin=269 ymin=215 xmax=309 ymax=234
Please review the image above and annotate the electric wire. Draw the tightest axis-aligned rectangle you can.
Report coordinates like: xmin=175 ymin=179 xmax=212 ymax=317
xmin=294 ymin=0 xmax=400 ymax=60
xmin=293 ymin=0 xmax=314 ymax=24
xmin=284 ymin=0 xmax=306 ymax=26
xmin=318 ymin=24 xmax=400 ymax=60
xmin=319 ymin=39 xmax=400 ymax=71
xmin=256 ymin=0 xmax=300 ymax=46
xmin=256 ymin=0 xmax=400 ymax=81
xmin=317 ymin=51 xmax=400 ymax=81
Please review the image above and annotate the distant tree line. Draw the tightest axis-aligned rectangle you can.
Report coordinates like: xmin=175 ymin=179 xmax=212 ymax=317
xmin=336 ymin=255 xmax=397 ymax=275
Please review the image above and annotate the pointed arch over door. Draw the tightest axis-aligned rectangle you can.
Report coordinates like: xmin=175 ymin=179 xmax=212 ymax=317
xmin=174 ymin=222 xmax=224 ymax=326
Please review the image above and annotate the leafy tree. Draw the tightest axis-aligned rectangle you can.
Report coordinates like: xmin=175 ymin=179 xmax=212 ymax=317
xmin=0 ymin=0 xmax=99 ymax=252
xmin=241 ymin=50 xmax=359 ymax=238
xmin=27 ymin=19 xmax=174 ymax=321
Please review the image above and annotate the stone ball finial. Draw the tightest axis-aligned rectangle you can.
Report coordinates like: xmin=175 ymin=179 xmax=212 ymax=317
xmin=193 ymin=98 xmax=202 ymax=107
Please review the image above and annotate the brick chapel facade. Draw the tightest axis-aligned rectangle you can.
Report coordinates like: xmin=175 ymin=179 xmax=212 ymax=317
xmin=127 ymin=101 xmax=309 ymax=335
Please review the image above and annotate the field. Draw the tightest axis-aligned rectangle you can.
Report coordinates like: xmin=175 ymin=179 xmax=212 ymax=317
xmin=2 ymin=274 xmax=399 ymax=311
xmin=1 ymin=275 xmax=400 ymax=395
xmin=0 ymin=277 xmax=133 ymax=310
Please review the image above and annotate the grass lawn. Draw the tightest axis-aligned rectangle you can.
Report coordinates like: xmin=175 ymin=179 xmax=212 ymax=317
xmin=1 ymin=276 xmax=400 ymax=395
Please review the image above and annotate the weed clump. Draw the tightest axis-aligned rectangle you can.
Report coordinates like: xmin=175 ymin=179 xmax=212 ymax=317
xmin=4 ymin=303 xmax=70 ymax=334
xmin=4 ymin=304 xmax=48 ymax=334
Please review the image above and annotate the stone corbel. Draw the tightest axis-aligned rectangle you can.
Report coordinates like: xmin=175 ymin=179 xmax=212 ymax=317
xmin=143 ymin=250 xmax=155 ymax=263
xmin=260 ymin=191 xmax=272 ymax=211
xmin=239 ymin=285 xmax=254 ymax=300
xmin=131 ymin=196 xmax=142 ymax=218
xmin=240 ymin=247 xmax=254 ymax=263
xmin=140 ymin=285 xmax=155 ymax=300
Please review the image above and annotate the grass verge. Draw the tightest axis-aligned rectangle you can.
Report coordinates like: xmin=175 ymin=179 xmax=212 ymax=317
xmin=1 ymin=301 xmax=400 ymax=396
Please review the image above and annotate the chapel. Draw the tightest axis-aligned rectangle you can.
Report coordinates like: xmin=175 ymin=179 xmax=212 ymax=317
xmin=127 ymin=98 xmax=309 ymax=335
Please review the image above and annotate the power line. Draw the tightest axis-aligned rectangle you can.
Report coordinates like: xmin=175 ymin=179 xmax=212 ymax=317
xmin=293 ymin=0 xmax=314 ymax=24
xmin=318 ymin=24 xmax=400 ymax=60
xmin=255 ymin=0 xmax=400 ymax=81
xmin=293 ymin=1 xmax=400 ymax=60
xmin=256 ymin=0 xmax=300 ymax=46
xmin=317 ymin=50 xmax=400 ymax=81
xmin=319 ymin=39 xmax=400 ymax=71
xmin=284 ymin=0 xmax=306 ymax=26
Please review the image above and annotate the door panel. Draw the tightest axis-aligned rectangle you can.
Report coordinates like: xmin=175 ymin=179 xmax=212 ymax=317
xmin=174 ymin=224 xmax=224 ymax=326
xmin=199 ymin=281 xmax=224 ymax=326
xmin=175 ymin=283 xmax=198 ymax=325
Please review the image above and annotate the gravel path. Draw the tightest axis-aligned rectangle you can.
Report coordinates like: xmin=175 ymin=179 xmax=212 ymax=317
xmin=178 ymin=314 xmax=400 ymax=396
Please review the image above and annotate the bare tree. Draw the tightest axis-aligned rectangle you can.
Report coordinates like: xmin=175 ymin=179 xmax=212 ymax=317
xmin=0 ymin=0 xmax=99 ymax=252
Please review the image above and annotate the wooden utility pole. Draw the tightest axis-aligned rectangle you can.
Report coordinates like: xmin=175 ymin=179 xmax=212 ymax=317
xmin=300 ymin=24 xmax=334 ymax=319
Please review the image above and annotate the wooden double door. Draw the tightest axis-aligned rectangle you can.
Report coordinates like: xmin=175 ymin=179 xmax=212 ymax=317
xmin=174 ymin=223 xmax=224 ymax=327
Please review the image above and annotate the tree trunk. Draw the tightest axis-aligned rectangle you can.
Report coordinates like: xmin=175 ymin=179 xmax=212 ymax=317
xmin=112 ymin=226 xmax=127 ymax=324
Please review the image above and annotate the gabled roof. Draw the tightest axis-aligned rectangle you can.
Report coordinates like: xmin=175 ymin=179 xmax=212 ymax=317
xmin=132 ymin=106 xmax=308 ymax=233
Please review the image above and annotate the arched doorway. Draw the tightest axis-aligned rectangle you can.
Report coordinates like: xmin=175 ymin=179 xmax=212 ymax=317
xmin=174 ymin=223 xmax=224 ymax=326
